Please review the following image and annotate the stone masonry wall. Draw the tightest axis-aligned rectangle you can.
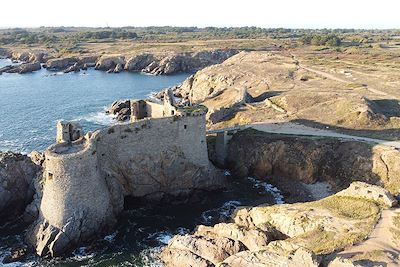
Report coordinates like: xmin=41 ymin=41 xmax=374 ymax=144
xmin=30 ymin=110 xmax=222 ymax=257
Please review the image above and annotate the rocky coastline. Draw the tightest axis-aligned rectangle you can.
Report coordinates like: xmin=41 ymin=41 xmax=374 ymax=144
xmin=2 ymin=124 xmax=400 ymax=265
xmin=0 ymin=48 xmax=237 ymax=75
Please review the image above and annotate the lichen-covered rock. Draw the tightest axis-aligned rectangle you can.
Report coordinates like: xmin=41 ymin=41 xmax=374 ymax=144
xmin=0 ymin=152 xmax=41 ymax=222
xmin=161 ymin=183 xmax=383 ymax=267
xmin=222 ymin=247 xmax=320 ymax=267
xmin=336 ymin=181 xmax=397 ymax=207
xmin=162 ymin=235 xmax=243 ymax=266
xmin=195 ymin=223 xmax=277 ymax=251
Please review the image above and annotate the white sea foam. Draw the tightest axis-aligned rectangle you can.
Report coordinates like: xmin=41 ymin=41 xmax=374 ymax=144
xmin=201 ymin=200 xmax=241 ymax=224
xmin=72 ymin=246 xmax=96 ymax=261
xmin=247 ymin=177 xmax=285 ymax=204
xmin=75 ymin=110 xmax=116 ymax=126
xmin=224 ymin=170 xmax=232 ymax=176
xmin=104 ymin=231 xmax=118 ymax=243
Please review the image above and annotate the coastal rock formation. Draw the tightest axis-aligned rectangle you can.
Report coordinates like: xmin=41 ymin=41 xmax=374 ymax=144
xmin=95 ymin=55 xmax=125 ymax=71
xmin=106 ymin=99 xmax=131 ymax=121
xmin=6 ymin=61 xmax=41 ymax=74
xmin=125 ymin=53 xmax=155 ymax=71
xmin=225 ymin=129 xmax=400 ymax=194
xmin=162 ymin=182 xmax=386 ymax=266
xmin=0 ymin=152 xmax=41 ymax=222
xmin=124 ymin=49 xmax=237 ymax=75
xmin=0 ymin=48 xmax=11 ymax=58
xmin=27 ymin=95 xmax=224 ymax=256
xmin=45 ymin=56 xmax=98 ymax=71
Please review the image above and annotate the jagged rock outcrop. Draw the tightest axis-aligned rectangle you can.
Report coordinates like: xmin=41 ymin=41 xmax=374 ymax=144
xmin=5 ymin=62 xmax=41 ymax=74
xmin=45 ymin=57 xmax=78 ymax=70
xmin=106 ymin=99 xmax=131 ymax=121
xmin=95 ymin=55 xmax=125 ymax=71
xmin=125 ymin=53 xmax=155 ymax=71
xmin=162 ymin=182 xmax=386 ymax=266
xmin=0 ymin=152 xmax=41 ymax=222
xmin=226 ymin=129 xmax=400 ymax=193
xmin=10 ymin=51 xmax=49 ymax=63
xmin=124 ymin=49 xmax=237 ymax=75
xmin=45 ymin=56 xmax=98 ymax=71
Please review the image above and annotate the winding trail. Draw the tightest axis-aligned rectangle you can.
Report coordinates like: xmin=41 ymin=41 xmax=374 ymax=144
xmin=335 ymin=208 xmax=400 ymax=266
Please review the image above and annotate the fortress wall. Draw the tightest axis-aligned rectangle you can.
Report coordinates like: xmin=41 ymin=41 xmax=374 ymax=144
xmin=146 ymin=101 xmax=165 ymax=118
xmin=33 ymin=109 xmax=221 ymax=255
xmin=94 ymin=114 xmax=211 ymax=197
xmin=41 ymin=140 xmax=113 ymax=231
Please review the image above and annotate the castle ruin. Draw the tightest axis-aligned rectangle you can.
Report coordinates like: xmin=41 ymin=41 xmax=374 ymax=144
xmin=28 ymin=89 xmax=224 ymax=257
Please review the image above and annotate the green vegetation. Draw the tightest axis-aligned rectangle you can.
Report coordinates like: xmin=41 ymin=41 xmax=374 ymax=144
xmin=301 ymin=34 xmax=342 ymax=47
xmin=314 ymin=195 xmax=380 ymax=220
xmin=1 ymin=27 xmax=400 ymax=47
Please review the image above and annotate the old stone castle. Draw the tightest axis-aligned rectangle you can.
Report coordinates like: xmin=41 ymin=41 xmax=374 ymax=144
xmin=28 ymin=90 xmax=223 ymax=257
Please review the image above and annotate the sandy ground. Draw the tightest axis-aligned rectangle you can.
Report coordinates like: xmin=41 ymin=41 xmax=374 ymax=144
xmin=332 ymin=208 xmax=400 ymax=266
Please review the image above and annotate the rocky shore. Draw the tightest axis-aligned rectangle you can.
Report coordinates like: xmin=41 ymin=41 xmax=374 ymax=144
xmin=161 ymin=182 xmax=395 ymax=267
xmin=0 ymin=48 xmax=237 ymax=75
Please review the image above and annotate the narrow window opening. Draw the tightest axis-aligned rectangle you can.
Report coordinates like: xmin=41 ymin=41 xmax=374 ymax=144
xmin=184 ymin=125 xmax=187 ymax=129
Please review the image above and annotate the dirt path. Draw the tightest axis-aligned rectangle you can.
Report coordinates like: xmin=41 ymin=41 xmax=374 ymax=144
xmin=249 ymin=121 xmax=400 ymax=149
xmin=208 ymin=120 xmax=400 ymax=149
xmin=299 ymin=64 xmax=396 ymax=99
xmin=334 ymin=208 xmax=400 ymax=266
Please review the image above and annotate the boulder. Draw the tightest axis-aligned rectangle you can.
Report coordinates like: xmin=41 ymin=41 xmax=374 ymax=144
xmin=222 ymin=247 xmax=320 ymax=267
xmin=95 ymin=55 xmax=125 ymax=71
xmin=162 ymin=234 xmax=243 ymax=266
xmin=195 ymin=223 xmax=276 ymax=251
xmin=0 ymin=152 xmax=41 ymax=222
xmin=336 ymin=181 xmax=397 ymax=207
xmin=107 ymin=99 xmax=131 ymax=115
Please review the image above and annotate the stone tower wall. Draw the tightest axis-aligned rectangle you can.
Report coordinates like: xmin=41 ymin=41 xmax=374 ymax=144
xmin=33 ymin=108 xmax=221 ymax=256
xmin=41 ymin=139 xmax=114 ymax=232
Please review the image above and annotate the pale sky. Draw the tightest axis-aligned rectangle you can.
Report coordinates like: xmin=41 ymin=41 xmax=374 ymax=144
xmin=1 ymin=0 xmax=399 ymax=29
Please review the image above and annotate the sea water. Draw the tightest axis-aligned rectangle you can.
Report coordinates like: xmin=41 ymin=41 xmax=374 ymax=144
xmin=0 ymin=58 xmax=188 ymax=153
xmin=0 ymin=58 xmax=281 ymax=266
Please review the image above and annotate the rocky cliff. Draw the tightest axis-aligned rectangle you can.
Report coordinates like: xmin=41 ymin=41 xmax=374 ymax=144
xmin=226 ymin=129 xmax=400 ymax=194
xmin=2 ymin=48 xmax=237 ymax=75
xmin=0 ymin=152 xmax=41 ymax=222
xmin=162 ymin=182 xmax=388 ymax=267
